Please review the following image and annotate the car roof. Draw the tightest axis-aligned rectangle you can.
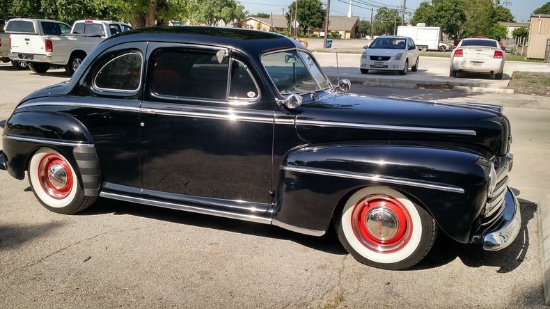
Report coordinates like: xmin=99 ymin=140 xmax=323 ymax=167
xmin=376 ymin=35 xmax=409 ymax=39
xmin=102 ymin=26 xmax=300 ymax=55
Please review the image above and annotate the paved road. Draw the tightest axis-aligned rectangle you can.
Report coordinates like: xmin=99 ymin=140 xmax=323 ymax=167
xmin=0 ymin=61 xmax=548 ymax=308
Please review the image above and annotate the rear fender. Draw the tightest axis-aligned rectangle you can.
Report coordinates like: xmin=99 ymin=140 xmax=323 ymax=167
xmin=2 ymin=111 xmax=100 ymax=195
xmin=273 ymin=143 xmax=488 ymax=242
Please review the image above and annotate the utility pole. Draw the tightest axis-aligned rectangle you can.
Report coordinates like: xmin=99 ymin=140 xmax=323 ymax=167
xmin=294 ymin=0 xmax=298 ymax=37
xmin=402 ymin=0 xmax=406 ymax=25
xmin=370 ymin=7 xmax=374 ymax=39
xmin=323 ymin=0 xmax=331 ymax=48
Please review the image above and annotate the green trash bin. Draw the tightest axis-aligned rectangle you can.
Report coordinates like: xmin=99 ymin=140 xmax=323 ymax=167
xmin=326 ymin=39 xmax=332 ymax=48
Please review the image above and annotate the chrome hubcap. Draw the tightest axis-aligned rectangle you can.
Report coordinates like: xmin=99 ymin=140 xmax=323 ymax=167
xmin=48 ymin=163 xmax=69 ymax=189
xmin=364 ymin=207 xmax=399 ymax=241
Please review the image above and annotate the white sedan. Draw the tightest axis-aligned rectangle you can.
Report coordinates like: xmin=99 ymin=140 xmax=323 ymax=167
xmin=450 ymin=38 xmax=505 ymax=79
xmin=360 ymin=35 xmax=419 ymax=75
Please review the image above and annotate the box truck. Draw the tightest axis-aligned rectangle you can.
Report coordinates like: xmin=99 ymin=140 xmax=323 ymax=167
xmin=397 ymin=25 xmax=449 ymax=51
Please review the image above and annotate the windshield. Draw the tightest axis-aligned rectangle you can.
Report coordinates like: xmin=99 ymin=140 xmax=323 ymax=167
xmin=369 ymin=37 xmax=407 ymax=49
xmin=261 ymin=50 xmax=331 ymax=95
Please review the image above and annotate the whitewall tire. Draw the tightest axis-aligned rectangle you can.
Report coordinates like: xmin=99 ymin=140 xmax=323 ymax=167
xmin=28 ymin=148 xmax=96 ymax=214
xmin=336 ymin=186 xmax=437 ymax=270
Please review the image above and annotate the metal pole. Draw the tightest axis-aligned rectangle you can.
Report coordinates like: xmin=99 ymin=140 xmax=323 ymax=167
xmin=294 ymin=0 xmax=298 ymax=37
xmin=324 ymin=0 xmax=331 ymax=48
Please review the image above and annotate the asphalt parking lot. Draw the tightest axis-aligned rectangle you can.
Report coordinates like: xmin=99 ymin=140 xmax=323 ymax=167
xmin=0 ymin=56 xmax=549 ymax=308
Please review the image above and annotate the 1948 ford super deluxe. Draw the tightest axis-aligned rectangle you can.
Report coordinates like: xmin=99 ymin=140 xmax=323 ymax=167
xmin=0 ymin=27 xmax=520 ymax=270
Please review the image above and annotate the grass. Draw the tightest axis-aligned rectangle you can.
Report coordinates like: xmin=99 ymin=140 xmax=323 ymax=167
xmin=507 ymin=72 xmax=550 ymax=95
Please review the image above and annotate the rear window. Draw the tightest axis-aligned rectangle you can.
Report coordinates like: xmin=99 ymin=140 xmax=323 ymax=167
xmin=461 ymin=39 xmax=498 ymax=48
xmin=5 ymin=20 xmax=35 ymax=33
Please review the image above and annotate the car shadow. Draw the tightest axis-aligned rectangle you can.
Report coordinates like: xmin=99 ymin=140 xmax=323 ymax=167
xmin=79 ymin=196 xmax=347 ymax=256
xmin=412 ymin=188 xmax=535 ymax=272
xmin=73 ymin=188 xmax=535 ymax=270
xmin=453 ymin=71 xmax=510 ymax=80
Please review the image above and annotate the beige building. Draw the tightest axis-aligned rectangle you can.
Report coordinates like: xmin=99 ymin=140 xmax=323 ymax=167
xmin=527 ymin=14 xmax=550 ymax=60
xmin=313 ymin=16 xmax=360 ymax=39
xmin=241 ymin=15 xmax=287 ymax=32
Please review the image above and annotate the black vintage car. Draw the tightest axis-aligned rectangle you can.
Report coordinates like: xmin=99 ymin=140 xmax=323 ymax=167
xmin=0 ymin=27 xmax=520 ymax=270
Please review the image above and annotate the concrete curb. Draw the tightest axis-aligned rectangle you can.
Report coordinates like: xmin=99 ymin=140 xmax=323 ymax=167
xmin=328 ymin=75 xmax=514 ymax=94
xmin=539 ymin=193 xmax=550 ymax=306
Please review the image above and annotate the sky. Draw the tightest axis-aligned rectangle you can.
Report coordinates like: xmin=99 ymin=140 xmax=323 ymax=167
xmin=239 ymin=0 xmax=548 ymax=23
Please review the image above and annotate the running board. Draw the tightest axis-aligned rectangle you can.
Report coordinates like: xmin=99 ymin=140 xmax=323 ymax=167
xmin=100 ymin=191 xmax=273 ymax=225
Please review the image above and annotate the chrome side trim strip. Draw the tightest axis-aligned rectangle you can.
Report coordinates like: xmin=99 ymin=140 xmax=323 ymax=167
xmin=16 ymin=102 xmax=141 ymax=112
xmin=3 ymin=134 xmax=93 ymax=147
xmin=140 ymin=108 xmax=274 ymax=124
xmin=296 ymin=120 xmax=477 ymax=136
xmin=100 ymin=192 xmax=273 ymax=225
xmin=283 ymin=165 xmax=465 ymax=194
xmin=272 ymin=219 xmax=326 ymax=237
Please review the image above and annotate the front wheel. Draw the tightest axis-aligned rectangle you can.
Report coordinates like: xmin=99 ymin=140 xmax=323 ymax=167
xmin=360 ymin=68 xmax=369 ymax=74
xmin=335 ymin=187 xmax=437 ymax=270
xmin=28 ymin=62 xmax=50 ymax=74
xmin=28 ymin=148 xmax=96 ymax=214
xmin=399 ymin=60 xmax=408 ymax=75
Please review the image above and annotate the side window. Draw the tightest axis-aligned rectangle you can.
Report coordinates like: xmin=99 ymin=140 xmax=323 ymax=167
xmin=229 ymin=59 xmax=259 ymax=100
xmin=151 ymin=49 xmax=228 ymax=100
xmin=94 ymin=50 xmax=142 ymax=92
xmin=60 ymin=23 xmax=71 ymax=34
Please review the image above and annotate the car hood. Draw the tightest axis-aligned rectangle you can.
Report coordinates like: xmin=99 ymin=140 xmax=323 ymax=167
xmin=294 ymin=93 xmax=510 ymax=156
xmin=363 ymin=48 xmax=405 ymax=56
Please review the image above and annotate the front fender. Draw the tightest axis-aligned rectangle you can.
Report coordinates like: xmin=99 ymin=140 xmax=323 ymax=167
xmin=2 ymin=111 xmax=94 ymax=180
xmin=273 ymin=143 xmax=489 ymax=243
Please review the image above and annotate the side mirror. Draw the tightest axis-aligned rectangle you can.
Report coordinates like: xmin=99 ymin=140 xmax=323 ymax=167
xmin=338 ymin=79 xmax=351 ymax=93
xmin=280 ymin=93 xmax=303 ymax=109
xmin=363 ymin=45 xmax=369 ymax=49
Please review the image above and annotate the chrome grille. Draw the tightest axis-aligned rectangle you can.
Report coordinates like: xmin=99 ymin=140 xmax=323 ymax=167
xmin=481 ymin=176 xmax=508 ymax=227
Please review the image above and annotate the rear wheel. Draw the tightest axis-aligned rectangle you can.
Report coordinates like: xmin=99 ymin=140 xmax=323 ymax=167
xmin=411 ymin=58 xmax=419 ymax=72
xmin=335 ymin=187 xmax=437 ymax=270
xmin=28 ymin=148 xmax=96 ymax=214
xmin=360 ymin=68 xmax=369 ymax=74
xmin=399 ymin=60 xmax=408 ymax=75
xmin=28 ymin=62 xmax=50 ymax=74
xmin=449 ymin=68 xmax=457 ymax=78
xmin=65 ymin=53 xmax=86 ymax=75
xmin=11 ymin=60 xmax=29 ymax=70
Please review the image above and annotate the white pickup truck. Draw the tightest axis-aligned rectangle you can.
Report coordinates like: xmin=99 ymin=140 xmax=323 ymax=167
xmin=9 ymin=19 xmax=131 ymax=75
xmin=1 ymin=19 xmax=29 ymax=69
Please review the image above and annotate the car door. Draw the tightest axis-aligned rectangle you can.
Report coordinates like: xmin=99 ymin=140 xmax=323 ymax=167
xmin=139 ymin=43 xmax=274 ymax=204
xmin=407 ymin=38 xmax=419 ymax=64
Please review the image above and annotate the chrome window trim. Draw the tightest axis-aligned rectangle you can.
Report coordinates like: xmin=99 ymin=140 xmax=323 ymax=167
xmin=3 ymin=134 xmax=93 ymax=147
xmin=92 ymin=50 xmax=143 ymax=94
xmin=283 ymin=165 xmax=465 ymax=194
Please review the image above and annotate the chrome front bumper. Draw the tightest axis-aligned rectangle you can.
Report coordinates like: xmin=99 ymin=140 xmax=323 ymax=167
xmin=482 ymin=187 xmax=521 ymax=251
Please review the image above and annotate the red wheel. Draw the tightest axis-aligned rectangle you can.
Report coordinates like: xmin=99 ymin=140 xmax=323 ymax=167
xmin=336 ymin=187 xmax=437 ymax=270
xmin=28 ymin=148 xmax=96 ymax=214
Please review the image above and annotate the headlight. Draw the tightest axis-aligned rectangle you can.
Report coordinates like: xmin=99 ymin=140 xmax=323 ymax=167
xmin=395 ymin=53 xmax=403 ymax=60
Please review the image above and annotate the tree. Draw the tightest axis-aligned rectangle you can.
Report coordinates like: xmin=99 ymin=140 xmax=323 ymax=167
xmin=462 ymin=0 xmax=495 ymax=37
xmin=512 ymin=26 xmax=529 ymax=40
xmin=486 ymin=23 xmax=507 ymax=40
xmin=534 ymin=2 xmax=550 ymax=14
xmin=373 ymin=7 xmax=401 ymax=35
xmin=186 ymin=0 xmax=245 ymax=26
xmin=409 ymin=1 xmax=435 ymax=26
xmin=286 ymin=0 xmax=325 ymax=36
xmin=253 ymin=13 xmax=271 ymax=18
xmin=494 ymin=5 xmax=514 ymax=22
xmin=357 ymin=19 xmax=371 ymax=37
xmin=431 ymin=0 xmax=466 ymax=39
